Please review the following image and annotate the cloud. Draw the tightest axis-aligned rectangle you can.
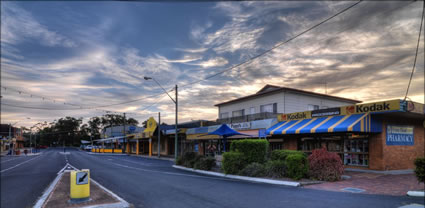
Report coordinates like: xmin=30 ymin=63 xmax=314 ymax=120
xmin=1 ymin=2 xmax=76 ymax=48
xmin=187 ymin=57 xmax=229 ymax=68
xmin=174 ymin=47 xmax=208 ymax=53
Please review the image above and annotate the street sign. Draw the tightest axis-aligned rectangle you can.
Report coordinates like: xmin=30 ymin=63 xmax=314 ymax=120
xmin=76 ymin=172 xmax=89 ymax=185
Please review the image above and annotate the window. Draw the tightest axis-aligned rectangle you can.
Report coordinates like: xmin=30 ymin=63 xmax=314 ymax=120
xmin=270 ymin=143 xmax=282 ymax=151
xmin=250 ymin=107 xmax=255 ymax=115
xmin=322 ymin=106 xmax=328 ymax=109
xmin=260 ymin=103 xmax=277 ymax=113
xmin=220 ymin=112 xmax=229 ymax=119
xmin=232 ymin=109 xmax=245 ymax=117
xmin=308 ymin=104 xmax=319 ymax=110
xmin=344 ymin=139 xmax=369 ymax=166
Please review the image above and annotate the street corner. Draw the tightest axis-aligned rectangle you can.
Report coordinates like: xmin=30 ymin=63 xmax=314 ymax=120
xmin=34 ymin=165 xmax=130 ymax=208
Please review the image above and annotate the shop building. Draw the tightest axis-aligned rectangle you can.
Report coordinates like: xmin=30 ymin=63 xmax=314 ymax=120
xmin=215 ymin=84 xmax=360 ymax=122
xmin=266 ymin=99 xmax=424 ymax=171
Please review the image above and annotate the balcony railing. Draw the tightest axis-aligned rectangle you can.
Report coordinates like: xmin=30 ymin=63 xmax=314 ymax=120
xmin=216 ymin=112 xmax=278 ymax=124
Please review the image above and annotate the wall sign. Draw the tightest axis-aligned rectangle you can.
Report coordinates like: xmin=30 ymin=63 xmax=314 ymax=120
xmin=386 ymin=125 xmax=414 ymax=146
xmin=230 ymin=122 xmax=251 ymax=130
xmin=311 ymin=107 xmax=340 ymax=117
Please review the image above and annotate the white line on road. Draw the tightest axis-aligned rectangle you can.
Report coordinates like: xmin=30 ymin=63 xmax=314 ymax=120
xmin=0 ymin=155 xmax=42 ymax=173
xmin=0 ymin=157 xmax=24 ymax=163
xmin=112 ymin=162 xmax=237 ymax=182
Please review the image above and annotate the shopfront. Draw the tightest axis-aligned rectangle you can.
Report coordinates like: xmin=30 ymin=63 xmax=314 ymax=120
xmin=266 ymin=99 xmax=424 ymax=171
xmin=185 ymin=119 xmax=274 ymax=156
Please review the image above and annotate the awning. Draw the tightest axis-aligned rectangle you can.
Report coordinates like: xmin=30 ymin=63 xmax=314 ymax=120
xmin=266 ymin=113 xmax=381 ymax=135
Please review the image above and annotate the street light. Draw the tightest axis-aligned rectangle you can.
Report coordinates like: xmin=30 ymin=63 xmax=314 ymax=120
xmin=144 ymin=76 xmax=179 ymax=160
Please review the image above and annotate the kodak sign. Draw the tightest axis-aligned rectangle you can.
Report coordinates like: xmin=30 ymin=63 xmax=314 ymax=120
xmin=278 ymin=111 xmax=312 ymax=121
xmin=341 ymin=99 xmax=401 ymax=115
xmin=277 ymin=99 xmax=402 ymax=122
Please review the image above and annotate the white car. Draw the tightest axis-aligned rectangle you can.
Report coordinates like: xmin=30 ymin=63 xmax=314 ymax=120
xmin=84 ymin=145 xmax=93 ymax=151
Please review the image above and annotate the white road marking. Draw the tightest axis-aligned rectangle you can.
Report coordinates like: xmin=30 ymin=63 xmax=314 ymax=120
xmin=111 ymin=162 xmax=236 ymax=182
xmin=0 ymin=157 xmax=25 ymax=163
xmin=0 ymin=155 xmax=42 ymax=173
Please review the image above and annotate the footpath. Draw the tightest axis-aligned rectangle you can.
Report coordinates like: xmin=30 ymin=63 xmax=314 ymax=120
xmin=173 ymin=165 xmax=424 ymax=197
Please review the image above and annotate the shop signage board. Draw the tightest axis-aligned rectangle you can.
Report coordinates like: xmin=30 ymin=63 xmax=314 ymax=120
xmin=143 ymin=117 xmax=157 ymax=137
xmin=278 ymin=99 xmax=403 ymax=122
xmin=386 ymin=125 xmax=414 ymax=146
xmin=230 ymin=122 xmax=251 ymax=130
xmin=311 ymin=107 xmax=341 ymax=117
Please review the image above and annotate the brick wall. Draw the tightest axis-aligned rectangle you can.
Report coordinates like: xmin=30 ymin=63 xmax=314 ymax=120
xmin=283 ymin=138 xmax=298 ymax=150
xmin=369 ymin=115 xmax=424 ymax=170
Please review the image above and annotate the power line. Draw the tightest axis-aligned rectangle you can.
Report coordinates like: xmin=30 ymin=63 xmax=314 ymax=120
xmin=404 ymin=0 xmax=424 ymax=101
xmin=179 ymin=0 xmax=363 ymax=90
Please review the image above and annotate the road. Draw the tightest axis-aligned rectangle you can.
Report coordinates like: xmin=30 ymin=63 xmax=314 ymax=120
xmin=1 ymin=148 xmax=424 ymax=208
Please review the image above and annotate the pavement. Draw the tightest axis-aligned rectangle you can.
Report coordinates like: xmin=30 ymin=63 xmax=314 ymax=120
xmin=305 ymin=171 xmax=425 ymax=196
xmin=1 ymin=148 xmax=424 ymax=208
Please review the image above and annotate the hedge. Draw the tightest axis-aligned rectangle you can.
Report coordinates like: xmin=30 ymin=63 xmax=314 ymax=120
xmin=308 ymin=148 xmax=344 ymax=181
xmin=265 ymin=160 xmax=286 ymax=178
xmin=414 ymin=157 xmax=425 ymax=183
xmin=285 ymin=153 xmax=308 ymax=180
xmin=230 ymin=139 xmax=269 ymax=164
xmin=194 ymin=157 xmax=216 ymax=171
xmin=222 ymin=152 xmax=247 ymax=174
xmin=270 ymin=149 xmax=304 ymax=161
xmin=239 ymin=162 xmax=267 ymax=177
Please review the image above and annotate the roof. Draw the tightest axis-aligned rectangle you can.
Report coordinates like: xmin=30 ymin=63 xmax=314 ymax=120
xmin=214 ymin=84 xmax=361 ymax=106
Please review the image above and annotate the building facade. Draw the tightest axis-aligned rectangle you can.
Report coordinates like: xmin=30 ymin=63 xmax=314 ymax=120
xmin=215 ymin=85 xmax=361 ymax=121
xmin=266 ymin=99 xmax=424 ymax=171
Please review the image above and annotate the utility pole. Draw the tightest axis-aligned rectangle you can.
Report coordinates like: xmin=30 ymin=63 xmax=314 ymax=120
xmin=158 ymin=112 xmax=161 ymax=158
xmin=123 ymin=113 xmax=126 ymax=154
xmin=175 ymin=85 xmax=178 ymax=159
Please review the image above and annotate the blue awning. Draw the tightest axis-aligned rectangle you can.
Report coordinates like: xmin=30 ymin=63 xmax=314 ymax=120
xmin=266 ymin=113 xmax=381 ymax=135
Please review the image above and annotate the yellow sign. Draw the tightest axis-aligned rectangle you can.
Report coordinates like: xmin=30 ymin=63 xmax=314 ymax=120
xmin=70 ymin=169 xmax=90 ymax=200
xmin=277 ymin=99 xmax=403 ymax=122
xmin=341 ymin=99 xmax=400 ymax=115
xmin=143 ymin=117 xmax=157 ymax=137
xmin=278 ymin=111 xmax=312 ymax=122
xmin=186 ymin=133 xmax=220 ymax=140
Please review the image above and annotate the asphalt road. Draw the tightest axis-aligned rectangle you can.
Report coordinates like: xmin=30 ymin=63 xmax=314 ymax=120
xmin=0 ymin=148 xmax=66 ymax=208
xmin=1 ymin=148 xmax=424 ymax=208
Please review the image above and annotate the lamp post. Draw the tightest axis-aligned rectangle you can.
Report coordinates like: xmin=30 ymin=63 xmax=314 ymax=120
xmin=144 ymin=76 xmax=178 ymax=160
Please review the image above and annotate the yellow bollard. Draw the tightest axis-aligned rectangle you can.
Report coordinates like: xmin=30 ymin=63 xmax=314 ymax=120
xmin=70 ymin=169 xmax=90 ymax=203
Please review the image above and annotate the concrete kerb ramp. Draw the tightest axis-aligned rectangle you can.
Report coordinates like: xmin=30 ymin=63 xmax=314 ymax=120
xmin=33 ymin=163 xmax=130 ymax=208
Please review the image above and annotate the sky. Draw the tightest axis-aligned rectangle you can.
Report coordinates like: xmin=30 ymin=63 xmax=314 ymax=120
xmin=1 ymin=1 xmax=424 ymax=128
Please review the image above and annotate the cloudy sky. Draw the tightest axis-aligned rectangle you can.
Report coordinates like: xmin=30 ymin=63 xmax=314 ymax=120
xmin=1 ymin=1 xmax=424 ymax=128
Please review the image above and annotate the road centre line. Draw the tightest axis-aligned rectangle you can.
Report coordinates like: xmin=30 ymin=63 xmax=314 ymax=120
xmin=0 ymin=155 xmax=43 ymax=173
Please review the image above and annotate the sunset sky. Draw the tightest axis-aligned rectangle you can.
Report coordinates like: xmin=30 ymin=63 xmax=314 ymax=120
xmin=1 ymin=1 xmax=424 ymax=128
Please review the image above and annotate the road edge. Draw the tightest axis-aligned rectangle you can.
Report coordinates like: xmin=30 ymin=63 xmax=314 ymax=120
xmin=172 ymin=165 xmax=300 ymax=187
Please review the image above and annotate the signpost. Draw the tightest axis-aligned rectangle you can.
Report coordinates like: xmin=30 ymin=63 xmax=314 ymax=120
xmin=386 ymin=125 xmax=414 ymax=146
xmin=70 ymin=169 xmax=90 ymax=203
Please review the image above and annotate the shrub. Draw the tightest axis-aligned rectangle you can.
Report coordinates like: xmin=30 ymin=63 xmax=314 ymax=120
xmin=308 ymin=148 xmax=344 ymax=181
xmin=270 ymin=150 xmax=303 ymax=161
xmin=414 ymin=157 xmax=425 ymax=183
xmin=230 ymin=139 xmax=269 ymax=164
xmin=265 ymin=160 xmax=286 ymax=178
xmin=194 ymin=157 xmax=216 ymax=171
xmin=176 ymin=156 xmax=184 ymax=166
xmin=180 ymin=152 xmax=201 ymax=168
xmin=239 ymin=163 xmax=266 ymax=177
xmin=222 ymin=152 xmax=247 ymax=174
xmin=285 ymin=153 xmax=308 ymax=180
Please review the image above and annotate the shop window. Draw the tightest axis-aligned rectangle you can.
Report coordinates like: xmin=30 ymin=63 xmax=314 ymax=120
xmin=232 ymin=109 xmax=245 ymax=117
xmin=344 ymin=139 xmax=369 ymax=166
xmin=270 ymin=143 xmax=282 ymax=151
xmin=220 ymin=112 xmax=229 ymax=119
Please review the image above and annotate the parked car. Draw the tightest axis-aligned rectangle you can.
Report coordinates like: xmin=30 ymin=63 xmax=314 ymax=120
xmin=84 ymin=145 xmax=93 ymax=151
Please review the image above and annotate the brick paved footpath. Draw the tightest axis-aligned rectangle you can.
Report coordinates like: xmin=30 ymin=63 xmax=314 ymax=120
xmin=304 ymin=171 xmax=425 ymax=196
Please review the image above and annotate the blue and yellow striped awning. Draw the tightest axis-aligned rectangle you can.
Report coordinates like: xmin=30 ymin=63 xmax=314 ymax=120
xmin=266 ymin=113 xmax=381 ymax=135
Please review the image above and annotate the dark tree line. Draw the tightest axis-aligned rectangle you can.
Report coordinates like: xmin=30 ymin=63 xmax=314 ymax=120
xmin=27 ymin=114 xmax=139 ymax=147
